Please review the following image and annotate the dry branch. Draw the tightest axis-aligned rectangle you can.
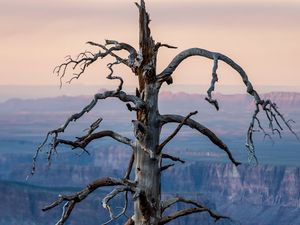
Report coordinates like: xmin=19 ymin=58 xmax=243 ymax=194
xmin=31 ymin=89 xmax=144 ymax=175
xmin=124 ymin=153 xmax=135 ymax=180
xmin=160 ymin=114 xmax=241 ymax=166
xmin=102 ymin=187 xmax=131 ymax=225
xmin=54 ymin=39 xmax=138 ymax=86
xmin=160 ymin=164 xmax=175 ymax=172
xmin=157 ymin=48 xmax=298 ymax=162
xmin=42 ymin=177 xmax=136 ymax=225
xmin=162 ymin=153 xmax=185 ymax=164
xmin=160 ymin=197 xmax=228 ymax=224
xmin=158 ymin=111 xmax=197 ymax=153
xmin=55 ymin=130 xmax=134 ymax=149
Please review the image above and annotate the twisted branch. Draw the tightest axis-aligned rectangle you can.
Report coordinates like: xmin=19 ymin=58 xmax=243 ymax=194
xmin=54 ymin=40 xmax=138 ymax=86
xmin=205 ymin=54 xmax=219 ymax=110
xmin=54 ymin=130 xmax=134 ymax=150
xmin=157 ymin=48 xmax=298 ymax=162
xmin=102 ymin=187 xmax=131 ymax=225
xmin=42 ymin=177 xmax=135 ymax=225
xmin=106 ymin=60 xmax=124 ymax=92
xmin=31 ymin=90 xmax=144 ymax=175
xmin=246 ymin=100 xmax=299 ymax=163
xmin=160 ymin=114 xmax=241 ymax=166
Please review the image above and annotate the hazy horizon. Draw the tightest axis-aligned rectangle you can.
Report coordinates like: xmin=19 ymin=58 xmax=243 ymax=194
xmin=0 ymin=84 xmax=299 ymax=102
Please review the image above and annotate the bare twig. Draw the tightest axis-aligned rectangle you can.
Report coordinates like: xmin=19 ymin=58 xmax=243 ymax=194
xmin=154 ymin=42 xmax=177 ymax=52
xmin=124 ymin=153 xmax=135 ymax=180
xmin=106 ymin=60 xmax=123 ymax=92
xmin=161 ymin=164 xmax=175 ymax=172
xmin=162 ymin=153 xmax=185 ymax=164
xmin=205 ymin=54 xmax=219 ymax=110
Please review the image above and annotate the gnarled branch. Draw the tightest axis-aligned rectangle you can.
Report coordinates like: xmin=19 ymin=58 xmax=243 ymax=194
xmin=246 ymin=100 xmax=299 ymax=163
xmin=55 ymin=130 xmax=135 ymax=150
xmin=42 ymin=177 xmax=136 ymax=225
xmin=31 ymin=90 xmax=144 ymax=175
xmin=55 ymin=40 xmax=138 ymax=86
xmin=86 ymin=41 xmax=131 ymax=67
xmin=104 ymin=39 xmax=138 ymax=67
xmin=157 ymin=48 xmax=298 ymax=162
xmin=159 ymin=114 xmax=241 ymax=166
xmin=157 ymin=48 xmax=261 ymax=104
xmin=102 ymin=187 xmax=131 ymax=225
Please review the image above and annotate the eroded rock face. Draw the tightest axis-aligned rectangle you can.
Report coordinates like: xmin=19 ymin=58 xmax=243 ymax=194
xmin=163 ymin=162 xmax=300 ymax=207
xmin=1 ymin=158 xmax=300 ymax=225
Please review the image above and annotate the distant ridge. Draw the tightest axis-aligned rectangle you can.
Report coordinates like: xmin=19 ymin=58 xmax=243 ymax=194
xmin=1 ymin=91 xmax=299 ymax=113
xmin=0 ymin=84 xmax=299 ymax=102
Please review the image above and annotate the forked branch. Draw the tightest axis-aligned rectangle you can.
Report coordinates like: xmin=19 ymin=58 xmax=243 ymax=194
xmin=31 ymin=90 xmax=144 ymax=175
xmin=159 ymin=114 xmax=241 ymax=166
xmin=161 ymin=196 xmax=229 ymax=221
xmin=158 ymin=111 xmax=197 ymax=153
xmin=55 ymin=40 xmax=138 ymax=86
xmin=159 ymin=208 xmax=228 ymax=225
xmin=102 ymin=187 xmax=131 ymax=225
xmin=54 ymin=130 xmax=134 ymax=150
xmin=157 ymin=48 xmax=298 ymax=162
xmin=246 ymin=100 xmax=299 ymax=163
xmin=42 ymin=177 xmax=136 ymax=225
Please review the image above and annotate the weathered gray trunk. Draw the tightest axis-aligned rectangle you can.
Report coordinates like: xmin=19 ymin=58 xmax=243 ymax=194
xmin=134 ymin=84 xmax=161 ymax=225
xmin=134 ymin=1 xmax=161 ymax=224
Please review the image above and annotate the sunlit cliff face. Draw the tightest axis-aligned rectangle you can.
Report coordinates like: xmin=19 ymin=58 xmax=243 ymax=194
xmin=0 ymin=0 xmax=299 ymax=88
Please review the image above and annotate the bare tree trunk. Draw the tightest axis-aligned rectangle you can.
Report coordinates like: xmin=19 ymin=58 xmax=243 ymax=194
xmin=133 ymin=1 xmax=161 ymax=224
xmin=134 ymin=84 xmax=161 ymax=225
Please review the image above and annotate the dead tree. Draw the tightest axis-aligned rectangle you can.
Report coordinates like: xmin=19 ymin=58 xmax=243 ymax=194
xmin=32 ymin=1 xmax=298 ymax=225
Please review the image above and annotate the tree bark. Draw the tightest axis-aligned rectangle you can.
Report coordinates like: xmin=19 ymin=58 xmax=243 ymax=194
xmin=134 ymin=1 xmax=161 ymax=224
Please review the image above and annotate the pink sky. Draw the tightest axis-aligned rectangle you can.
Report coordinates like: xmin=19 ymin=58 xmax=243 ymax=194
xmin=0 ymin=0 xmax=300 ymax=90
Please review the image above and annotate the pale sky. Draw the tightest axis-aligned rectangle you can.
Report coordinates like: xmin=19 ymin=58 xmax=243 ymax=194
xmin=0 ymin=0 xmax=300 ymax=89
